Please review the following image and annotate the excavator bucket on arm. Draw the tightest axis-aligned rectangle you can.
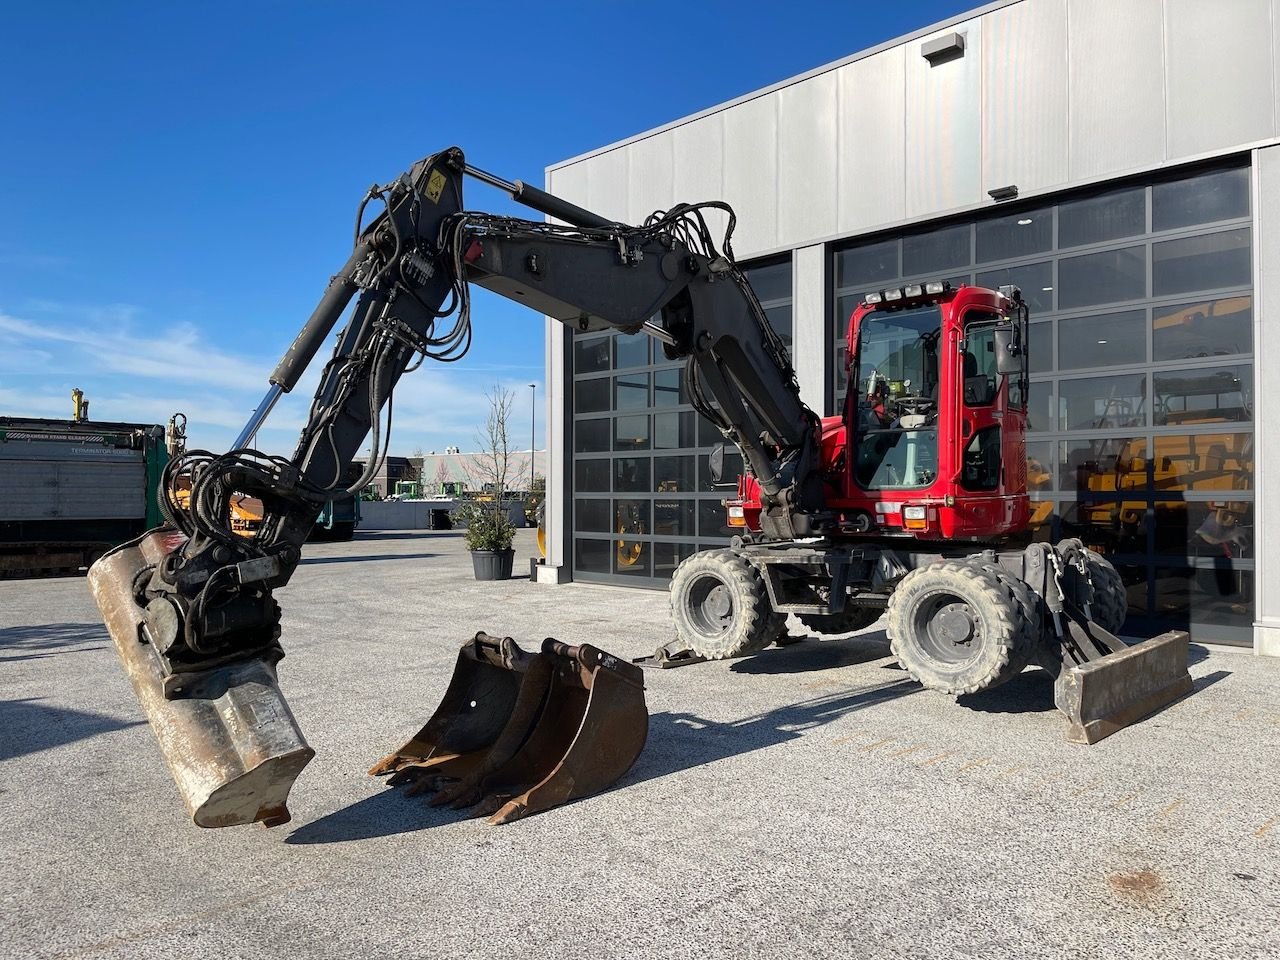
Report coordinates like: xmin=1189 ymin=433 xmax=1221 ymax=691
xmin=89 ymin=532 xmax=314 ymax=828
xmin=372 ymin=633 xmax=648 ymax=824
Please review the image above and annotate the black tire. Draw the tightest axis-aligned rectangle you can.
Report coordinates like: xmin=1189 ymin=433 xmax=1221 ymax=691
xmin=886 ymin=559 xmax=1025 ymax=695
xmin=964 ymin=556 xmax=1041 ymax=674
xmin=1084 ymin=550 xmax=1127 ymax=634
xmin=329 ymin=521 xmax=357 ymax=542
xmin=796 ymin=606 xmax=882 ymax=636
xmin=670 ymin=550 xmax=783 ymax=659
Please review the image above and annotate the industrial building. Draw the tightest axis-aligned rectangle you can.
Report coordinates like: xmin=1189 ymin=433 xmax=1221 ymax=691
xmin=538 ymin=0 xmax=1276 ymax=655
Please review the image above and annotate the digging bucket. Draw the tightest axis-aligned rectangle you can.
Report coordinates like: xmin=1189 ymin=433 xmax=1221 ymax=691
xmin=88 ymin=531 xmax=314 ymax=828
xmin=1055 ymin=629 xmax=1193 ymax=744
xmin=373 ymin=634 xmax=648 ymax=824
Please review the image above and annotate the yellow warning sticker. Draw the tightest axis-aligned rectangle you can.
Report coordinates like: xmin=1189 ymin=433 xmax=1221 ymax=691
xmin=425 ymin=169 xmax=447 ymax=203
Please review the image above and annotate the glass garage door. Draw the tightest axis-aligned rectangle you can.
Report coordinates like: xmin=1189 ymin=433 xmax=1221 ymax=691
xmin=831 ymin=161 xmax=1254 ymax=645
xmin=570 ymin=259 xmax=792 ymax=586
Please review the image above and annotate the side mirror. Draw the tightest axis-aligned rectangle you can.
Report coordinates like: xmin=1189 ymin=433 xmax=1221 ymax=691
xmin=993 ymin=325 xmax=1022 ymax=376
xmin=708 ymin=443 xmax=727 ymax=484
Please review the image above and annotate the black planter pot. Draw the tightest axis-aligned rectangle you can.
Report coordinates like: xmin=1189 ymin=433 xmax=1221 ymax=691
xmin=471 ymin=548 xmax=515 ymax=581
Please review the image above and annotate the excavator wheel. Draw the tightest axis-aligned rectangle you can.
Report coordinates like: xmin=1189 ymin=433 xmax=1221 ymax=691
xmin=964 ymin=556 xmax=1042 ymax=674
xmin=669 ymin=549 xmax=784 ymax=659
xmin=795 ymin=606 xmax=882 ymax=637
xmin=1083 ymin=550 xmax=1127 ymax=635
xmin=886 ymin=559 xmax=1025 ymax=696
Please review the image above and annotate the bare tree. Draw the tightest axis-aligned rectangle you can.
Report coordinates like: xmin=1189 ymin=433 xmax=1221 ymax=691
xmin=466 ymin=383 xmax=516 ymax=500
xmin=455 ymin=384 xmax=518 ymax=552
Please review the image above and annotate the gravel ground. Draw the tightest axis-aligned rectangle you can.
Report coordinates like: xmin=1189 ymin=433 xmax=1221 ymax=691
xmin=1 ymin=529 xmax=1277 ymax=960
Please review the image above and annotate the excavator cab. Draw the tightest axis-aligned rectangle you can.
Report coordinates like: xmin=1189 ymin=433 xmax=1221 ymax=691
xmin=841 ymin=283 xmax=1029 ymax=539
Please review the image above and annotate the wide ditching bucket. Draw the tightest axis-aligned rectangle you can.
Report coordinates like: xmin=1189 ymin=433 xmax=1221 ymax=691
xmin=88 ymin=531 xmax=314 ymax=828
xmin=371 ymin=632 xmax=648 ymax=824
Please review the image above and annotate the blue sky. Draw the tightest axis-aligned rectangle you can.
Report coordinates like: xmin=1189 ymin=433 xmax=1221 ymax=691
xmin=0 ymin=1 xmax=970 ymax=456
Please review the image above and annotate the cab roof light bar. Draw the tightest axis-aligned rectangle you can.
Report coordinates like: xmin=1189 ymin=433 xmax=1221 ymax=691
xmin=863 ymin=280 xmax=952 ymax=307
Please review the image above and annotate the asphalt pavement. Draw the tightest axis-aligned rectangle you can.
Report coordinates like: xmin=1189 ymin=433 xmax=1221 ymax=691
xmin=1 ymin=529 xmax=1277 ymax=959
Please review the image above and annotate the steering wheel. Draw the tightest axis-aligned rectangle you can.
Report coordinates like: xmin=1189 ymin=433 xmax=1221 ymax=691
xmin=893 ymin=395 xmax=934 ymax=417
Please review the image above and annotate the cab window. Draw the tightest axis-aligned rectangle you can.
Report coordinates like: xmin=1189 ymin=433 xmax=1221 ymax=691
xmin=962 ymin=321 xmax=1001 ymax=407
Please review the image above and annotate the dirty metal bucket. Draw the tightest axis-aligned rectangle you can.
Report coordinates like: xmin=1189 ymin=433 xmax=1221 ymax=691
xmin=88 ymin=531 xmax=314 ymax=827
xmin=371 ymin=632 xmax=647 ymax=824
xmin=1055 ymin=630 xmax=1192 ymax=744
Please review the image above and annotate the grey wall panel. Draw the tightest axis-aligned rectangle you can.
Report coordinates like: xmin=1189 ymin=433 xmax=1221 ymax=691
xmin=1253 ymin=145 xmax=1280 ymax=653
xmin=584 ymin=148 xmax=630 ymax=223
xmin=791 ymin=244 xmax=828 ymax=412
xmin=625 ymin=132 xmax=675 ymax=225
xmin=722 ymin=94 xmax=779 ymax=257
xmin=777 ymin=72 xmax=839 ymax=247
xmin=837 ymin=47 xmax=906 ymax=233
xmin=547 ymin=161 xmax=590 ymax=216
xmin=544 ymin=316 xmax=572 ymax=576
xmin=1166 ymin=0 xmax=1274 ymax=159
xmin=672 ymin=112 xmax=725 ymax=204
xmin=982 ymin=0 xmax=1068 ymax=193
xmin=905 ymin=17 xmax=984 ymax=219
xmin=1067 ymin=0 xmax=1165 ymax=179
xmin=671 ymin=113 xmax=731 ymax=248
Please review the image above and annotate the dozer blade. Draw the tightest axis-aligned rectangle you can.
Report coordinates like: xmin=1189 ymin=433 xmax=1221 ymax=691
xmin=1055 ymin=630 xmax=1193 ymax=745
xmin=88 ymin=531 xmax=314 ymax=828
xmin=373 ymin=633 xmax=647 ymax=824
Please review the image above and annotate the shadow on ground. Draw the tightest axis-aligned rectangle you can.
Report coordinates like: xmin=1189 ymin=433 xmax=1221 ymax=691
xmin=354 ymin=531 xmax=463 ymax=542
xmin=0 ymin=698 xmax=144 ymax=761
xmin=287 ymin=677 xmax=920 ymax=844
xmin=286 ymin=786 xmax=477 ymax=843
xmin=730 ymin=631 xmax=892 ymax=675
xmin=0 ymin=622 xmax=108 ymax=662
xmin=299 ymin=552 xmax=438 ymax=566
xmin=957 ymin=661 xmax=1230 ymax=719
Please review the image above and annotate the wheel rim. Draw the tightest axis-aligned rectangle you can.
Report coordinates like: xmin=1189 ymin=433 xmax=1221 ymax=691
xmin=914 ymin=593 xmax=981 ymax=665
xmin=686 ymin=573 xmax=735 ymax=637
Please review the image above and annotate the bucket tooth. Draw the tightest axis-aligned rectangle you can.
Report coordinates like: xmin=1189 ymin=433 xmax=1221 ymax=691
xmin=1055 ymin=630 xmax=1193 ymax=744
xmin=374 ymin=636 xmax=648 ymax=824
xmin=88 ymin=532 xmax=313 ymax=828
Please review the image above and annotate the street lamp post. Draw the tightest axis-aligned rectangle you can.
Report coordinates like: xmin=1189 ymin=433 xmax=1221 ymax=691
xmin=528 ymin=383 xmax=536 ymax=493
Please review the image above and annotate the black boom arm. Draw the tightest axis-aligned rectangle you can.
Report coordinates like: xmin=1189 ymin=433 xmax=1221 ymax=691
xmin=140 ymin=147 xmax=828 ymax=678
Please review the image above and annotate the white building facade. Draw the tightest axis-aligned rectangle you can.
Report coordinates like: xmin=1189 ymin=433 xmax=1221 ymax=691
xmin=539 ymin=0 xmax=1278 ymax=655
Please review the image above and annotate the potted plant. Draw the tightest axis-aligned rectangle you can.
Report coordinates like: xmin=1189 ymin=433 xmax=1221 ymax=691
xmin=457 ymin=501 xmax=516 ymax=579
xmin=461 ymin=384 xmax=519 ymax=581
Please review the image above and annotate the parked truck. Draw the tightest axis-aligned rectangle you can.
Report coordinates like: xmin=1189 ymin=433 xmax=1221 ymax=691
xmin=0 ymin=395 xmax=172 ymax=576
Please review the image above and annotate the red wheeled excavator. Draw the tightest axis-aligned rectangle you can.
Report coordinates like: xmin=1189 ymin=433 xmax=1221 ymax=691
xmin=88 ymin=147 xmax=1192 ymax=831
xmin=675 ymin=282 xmax=1190 ymax=721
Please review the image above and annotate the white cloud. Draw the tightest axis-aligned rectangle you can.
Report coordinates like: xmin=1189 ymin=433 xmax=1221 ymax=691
xmin=0 ymin=302 xmax=547 ymax=460
xmin=0 ymin=310 xmax=267 ymax=391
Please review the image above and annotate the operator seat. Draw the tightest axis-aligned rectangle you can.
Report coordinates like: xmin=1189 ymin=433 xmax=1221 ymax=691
xmin=962 ymin=351 xmax=994 ymax=406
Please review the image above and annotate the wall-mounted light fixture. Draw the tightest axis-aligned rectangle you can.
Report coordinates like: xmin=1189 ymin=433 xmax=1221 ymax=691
xmin=988 ymin=184 xmax=1019 ymax=202
xmin=922 ymin=32 xmax=966 ymax=65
